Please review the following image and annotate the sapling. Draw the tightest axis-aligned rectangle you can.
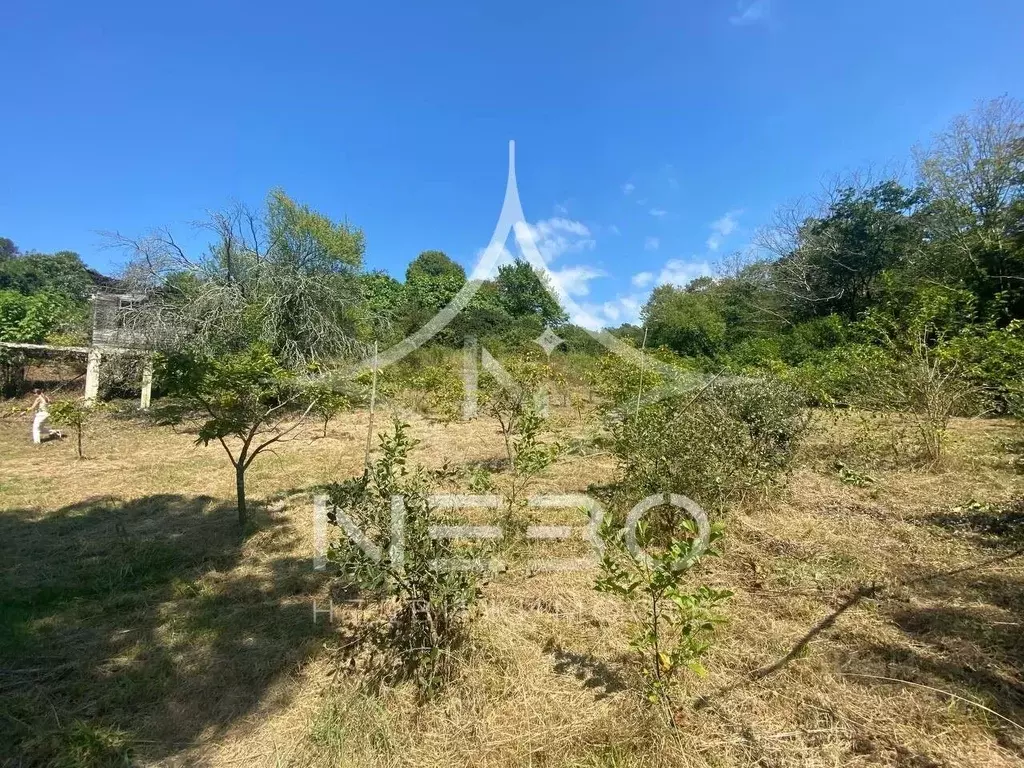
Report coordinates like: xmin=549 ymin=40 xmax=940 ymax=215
xmin=595 ymin=510 xmax=731 ymax=715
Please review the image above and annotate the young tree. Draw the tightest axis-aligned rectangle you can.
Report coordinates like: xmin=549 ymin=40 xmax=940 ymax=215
xmin=326 ymin=419 xmax=483 ymax=694
xmin=47 ymin=399 xmax=96 ymax=459
xmin=157 ymin=346 xmax=320 ymax=525
xmin=596 ymin=513 xmax=730 ymax=712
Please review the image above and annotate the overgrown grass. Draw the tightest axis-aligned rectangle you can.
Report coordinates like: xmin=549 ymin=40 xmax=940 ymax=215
xmin=0 ymin=405 xmax=1022 ymax=766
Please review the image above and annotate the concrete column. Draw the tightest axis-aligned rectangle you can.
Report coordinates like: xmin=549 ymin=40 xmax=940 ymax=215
xmin=84 ymin=348 xmax=102 ymax=403
xmin=140 ymin=357 xmax=154 ymax=410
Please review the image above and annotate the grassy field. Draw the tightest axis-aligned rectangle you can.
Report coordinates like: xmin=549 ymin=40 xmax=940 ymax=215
xmin=1 ymin=401 xmax=1023 ymax=767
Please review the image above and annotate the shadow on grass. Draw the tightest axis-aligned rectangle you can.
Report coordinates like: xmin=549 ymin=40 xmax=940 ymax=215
xmin=0 ymin=494 xmax=330 ymax=765
xmin=925 ymin=498 xmax=1024 ymax=549
xmin=853 ymin=558 xmax=1024 ymax=754
xmin=543 ymin=640 xmax=627 ymax=700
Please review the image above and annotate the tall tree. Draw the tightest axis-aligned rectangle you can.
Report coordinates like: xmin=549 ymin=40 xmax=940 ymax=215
xmin=403 ymin=250 xmax=466 ymax=321
xmin=494 ymin=260 xmax=567 ymax=326
xmin=915 ymin=96 xmax=1024 ymax=319
xmin=641 ymin=281 xmax=726 ymax=358
xmin=762 ymin=181 xmax=926 ymax=321
xmin=0 ymin=237 xmax=18 ymax=261
xmin=0 ymin=249 xmax=95 ymax=300
xmin=114 ymin=189 xmax=366 ymax=366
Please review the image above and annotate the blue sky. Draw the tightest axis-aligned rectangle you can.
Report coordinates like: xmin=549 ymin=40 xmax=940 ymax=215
xmin=2 ymin=0 xmax=1022 ymax=328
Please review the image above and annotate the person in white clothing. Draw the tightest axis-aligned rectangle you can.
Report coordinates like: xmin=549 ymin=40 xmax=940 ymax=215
xmin=31 ymin=388 xmax=53 ymax=444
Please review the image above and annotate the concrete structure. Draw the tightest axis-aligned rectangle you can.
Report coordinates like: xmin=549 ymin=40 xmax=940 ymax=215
xmin=85 ymin=291 xmax=153 ymax=407
xmin=0 ymin=292 xmax=155 ymax=408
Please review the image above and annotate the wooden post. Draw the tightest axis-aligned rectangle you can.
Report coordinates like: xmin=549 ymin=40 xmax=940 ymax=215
xmin=140 ymin=357 xmax=154 ymax=410
xmin=84 ymin=348 xmax=102 ymax=403
xmin=363 ymin=341 xmax=379 ymax=468
xmin=635 ymin=326 xmax=648 ymax=418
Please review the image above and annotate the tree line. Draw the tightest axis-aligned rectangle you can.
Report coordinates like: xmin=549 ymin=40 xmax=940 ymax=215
xmin=2 ymin=96 xmax=1021 ymax=413
xmin=631 ymin=96 xmax=1024 ymax=413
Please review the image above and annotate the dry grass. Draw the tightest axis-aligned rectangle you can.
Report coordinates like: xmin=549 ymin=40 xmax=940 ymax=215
xmin=1 ymin=402 xmax=1023 ymax=767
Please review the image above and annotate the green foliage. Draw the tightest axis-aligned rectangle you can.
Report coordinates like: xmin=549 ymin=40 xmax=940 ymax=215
xmin=0 ymin=248 xmax=95 ymax=300
xmin=0 ymin=237 xmax=17 ymax=260
xmin=402 ymin=250 xmax=467 ymax=334
xmin=834 ymin=461 xmax=875 ymax=487
xmin=786 ymin=181 xmax=928 ymax=321
xmin=478 ymin=357 xmax=560 ymax=541
xmin=157 ymin=346 xmax=317 ymax=523
xmin=0 ymin=290 xmax=82 ymax=344
xmin=307 ymin=380 xmax=351 ymax=437
xmin=609 ymin=375 xmax=808 ymax=516
xmin=643 ymin=282 xmax=727 ymax=359
xmin=494 ymin=260 xmax=568 ymax=326
xmin=852 ymin=293 xmax=984 ymax=463
xmin=118 ymin=190 xmax=365 ymax=367
xmin=47 ymin=399 xmax=98 ymax=459
xmin=359 ymin=270 xmax=406 ymax=342
xmin=54 ymin=720 xmax=133 ymax=767
xmin=595 ymin=514 xmax=731 ymax=708
xmin=326 ymin=420 xmax=482 ymax=694
xmin=405 ymin=362 xmax=464 ymax=423
xmin=941 ymin=320 xmax=1024 ymax=414
xmin=590 ymin=351 xmax=665 ymax=408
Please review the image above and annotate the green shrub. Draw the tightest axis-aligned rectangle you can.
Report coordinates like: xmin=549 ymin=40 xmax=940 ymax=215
xmin=608 ymin=374 xmax=809 ymax=520
xmin=326 ymin=419 xmax=483 ymax=695
xmin=0 ymin=290 xmax=83 ymax=344
xmin=941 ymin=320 xmax=1024 ymax=415
xmin=404 ymin=361 xmax=464 ymax=423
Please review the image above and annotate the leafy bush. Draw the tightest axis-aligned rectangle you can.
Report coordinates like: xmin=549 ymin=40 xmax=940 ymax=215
xmin=854 ymin=303 xmax=983 ymax=464
xmin=941 ymin=319 xmax=1024 ymax=415
xmin=404 ymin=361 xmax=464 ymax=423
xmin=595 ymin=510 xmax=730 ymax=709
xmin=326 ymin=420 xmax=483 ymax=694
xmin=0 ymin=290 xmax=83 ymax=344
xmin=608 ymin=374 xmax=809 ymax=520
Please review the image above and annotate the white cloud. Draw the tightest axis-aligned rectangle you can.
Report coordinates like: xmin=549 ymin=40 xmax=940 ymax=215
xmin=573 ymin=294 xmax=645 ymax=330
xmin=554 ymin=201 xmax=569 ymax=216
xmin=549 ymin=265 xmax=606 ymax=297
xmin=632 ymin=271 xmax=654 ymax=288
xmin=644 ymin=236 xmax=660 ymax=251
xmin=649 ymin=208 xmax=667 ymax=217
xmin=729 ymin=0 xmax=770 ymax=25
xmin=706 ymin=209 xmax=742 ymax=251
xmin=513 ymin=217 xmax=595 ymax=265
xmin=656 ymin=258 xmax=713 ymax=288
xmin=469 ymin=242 xmax=514 ymax=280
xmin=608 ymin=224 xmax=621 ymax=236
xmin=622 ymin=182 xmax=635 ymax=196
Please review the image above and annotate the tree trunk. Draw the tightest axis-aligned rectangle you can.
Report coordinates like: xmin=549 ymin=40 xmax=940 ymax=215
xmin=235 ymin=463 xmax=248 ymax=525
xmin=76 ymin=426 xmax=83 ymax=459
